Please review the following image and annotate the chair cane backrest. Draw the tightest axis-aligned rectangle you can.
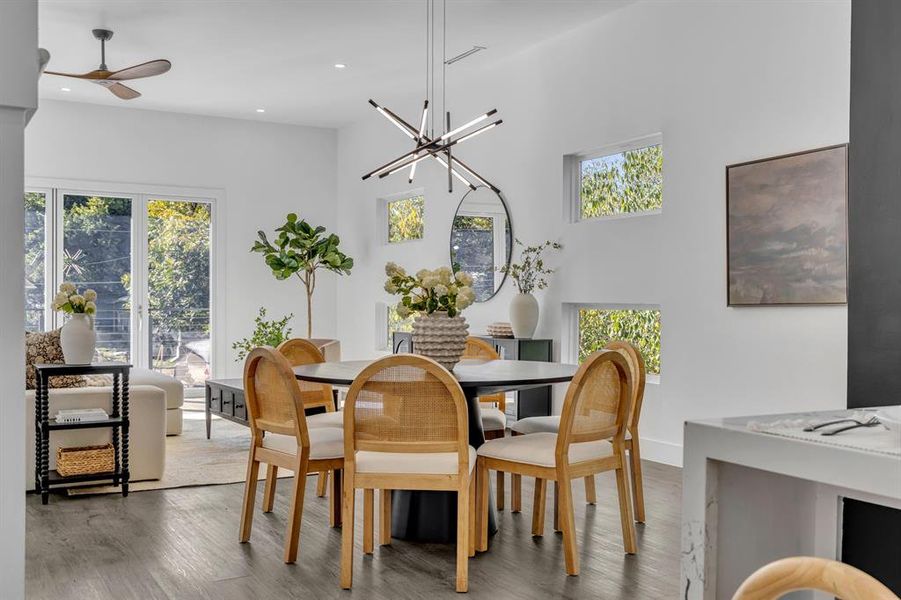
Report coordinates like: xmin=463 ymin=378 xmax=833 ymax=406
xmin=604 ymin=341 xmax=646 ymax=433
xmin=277 ymin=338 xmax=335 ymax=411
xmin=463 ymin=337 xmax=505 ymax=412
xmin=243 ymin=346 xmax=309 ymax=447
xmin=343 ymin=355 xmax=469 ymax=468
xmin=556 ymin=350 xmax=632 ymax=458
xmin=732 ymin=556 xmax=898 ymax=600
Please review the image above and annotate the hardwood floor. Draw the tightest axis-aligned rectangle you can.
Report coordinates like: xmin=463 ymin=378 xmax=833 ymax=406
xmin=26 ymin=461 xmax=681 ymax=599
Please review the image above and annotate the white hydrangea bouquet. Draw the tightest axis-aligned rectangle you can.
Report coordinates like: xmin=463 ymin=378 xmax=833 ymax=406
xmin=384 ymin=263 xmax=476 ymax=370
xmin=53 ymin=282 xmax=98 ymax=315
xmin=384 ymin=263 xmax=475 ymax=318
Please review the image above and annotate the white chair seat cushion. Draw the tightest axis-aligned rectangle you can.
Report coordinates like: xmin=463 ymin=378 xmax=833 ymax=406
xmin=355 ymin=446 xmax=477 ymax=475
xmin=510 ymin=416 xmax=632 ymax=440
xmin=476 ymin=432 xmax=612 ymax=467
xmin=262 ymin=428 xmax=344 ymax=460
xmin=306 ymin=410 xmax=344 ymax=429
xmin=510 ymin=415 xmax=560 ymax=435
xmin=480 ymin=406 xmax=507 ymax=432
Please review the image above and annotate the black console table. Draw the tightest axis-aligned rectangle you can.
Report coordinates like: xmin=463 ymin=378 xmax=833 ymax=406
xmin=34 ymin=362 xmax=131 ymax=505
xmin=392 ymin=332 xmax=555 ymax=422
xmin=205 ymin=378 xmax=248 ymax=438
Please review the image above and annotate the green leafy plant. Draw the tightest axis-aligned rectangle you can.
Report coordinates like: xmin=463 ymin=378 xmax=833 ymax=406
xmin=580 ymin=145 xmax=663 ymax=218
xmin=384 ymin=263 xmax=475 ymax=318
xmin=499 ymin=239 xmax=562 ymax=294
xmin=231 ymin=307 xmax=294 ymax=361
xmin=579 ymin=308 xmax=661 ymax=375
xmin=251 ymin=214 xmax=354 ymax=338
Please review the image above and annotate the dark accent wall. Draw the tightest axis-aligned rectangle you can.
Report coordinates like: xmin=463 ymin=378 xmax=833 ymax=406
xmin=847 ymin=0 xmax=901 ymax=408
xmin=843 ymin=2 xmax=901 ymax=594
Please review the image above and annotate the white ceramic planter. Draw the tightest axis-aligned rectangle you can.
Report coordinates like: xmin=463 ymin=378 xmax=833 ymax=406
xmin=60 ymin=313 xmax=96 ymax=364
xmin=411 ymin=312 xmax=469 ymax=371
xmin=509 ymin=292 xmax=539 ymax=339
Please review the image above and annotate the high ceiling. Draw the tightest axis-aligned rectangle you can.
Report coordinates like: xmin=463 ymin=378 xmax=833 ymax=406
xmin=38 ymin=0 xmax=629 ymax=127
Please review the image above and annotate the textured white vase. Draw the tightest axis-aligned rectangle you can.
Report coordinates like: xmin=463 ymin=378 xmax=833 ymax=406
xmin=60 ymin=313 xmax=96 ymax=364
xmin=510 ymin=292 xmax=539 ymax=339
xmin=411 ymin=312 xmax=469 ymax=371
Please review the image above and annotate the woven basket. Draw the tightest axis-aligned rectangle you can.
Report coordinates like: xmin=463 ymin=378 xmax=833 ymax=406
xmin=56 ymin=443 xmax=115 ymax=477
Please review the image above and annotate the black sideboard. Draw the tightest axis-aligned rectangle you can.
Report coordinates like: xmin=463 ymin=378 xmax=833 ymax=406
xmin=391 ymin=332 xmax=554 ymax=422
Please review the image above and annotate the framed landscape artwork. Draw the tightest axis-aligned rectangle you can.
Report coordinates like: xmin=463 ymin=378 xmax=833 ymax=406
xmin=727 ymin=144 xmax=848 ymax=306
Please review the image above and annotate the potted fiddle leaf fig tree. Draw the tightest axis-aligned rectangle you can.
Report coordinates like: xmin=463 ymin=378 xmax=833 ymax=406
xmin=251 ymin=214 xmax=354 ymax=338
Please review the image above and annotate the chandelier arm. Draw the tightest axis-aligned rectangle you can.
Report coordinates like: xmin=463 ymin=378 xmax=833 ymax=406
xmin=432 ymin=153 xmax=477 ymax=190
xmin=448 ymin=155 xmax=501 ymax=193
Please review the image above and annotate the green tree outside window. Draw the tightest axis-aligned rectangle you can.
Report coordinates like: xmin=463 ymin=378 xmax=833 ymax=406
xmin=578 ymin=308 xmax=661 ymax=375
xmin=580 ymin=145 xmax=663 ymax=219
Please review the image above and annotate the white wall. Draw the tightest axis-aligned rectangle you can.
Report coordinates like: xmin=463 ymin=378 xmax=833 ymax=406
xmin=25 ymin=100 xmax=338 ymax=377
xmin=1 ymin=1 xmax=38 ymax=596
xmin=336 ymin=0 xmax=851 ymax=465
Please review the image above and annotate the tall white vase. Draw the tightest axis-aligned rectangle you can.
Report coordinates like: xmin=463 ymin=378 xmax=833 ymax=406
xmin=60 ymin=314 xmax=96 ymax=364
xmin=509 ymin=292 xmax=539 ymax=339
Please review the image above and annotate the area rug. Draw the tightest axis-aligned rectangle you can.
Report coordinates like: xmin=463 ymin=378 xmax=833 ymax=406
xmin=68 ymin=401 xmax=295 ymax=496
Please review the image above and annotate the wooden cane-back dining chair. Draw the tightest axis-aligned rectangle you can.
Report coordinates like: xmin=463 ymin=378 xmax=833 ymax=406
xmin=732 ymin=556 xmax=899 ymax=600
xmin=463 ymin=337 xmax=509 ymax=510
xmin=476 ymin=350 xmax=636 ymax=575
xmin=276 ymin=338 xmax=343 ymax=502
xmin=340 ymin=354 xmax=476 ymax=593
xmin=239 ymin=347 xmax=344 ymax=563
xmin=509 ymin=340 xmax=648 ymax=524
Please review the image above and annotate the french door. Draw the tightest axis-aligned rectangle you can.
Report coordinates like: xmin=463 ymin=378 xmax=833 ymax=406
xmin=25 ymin=187 xmax=215 ymax=390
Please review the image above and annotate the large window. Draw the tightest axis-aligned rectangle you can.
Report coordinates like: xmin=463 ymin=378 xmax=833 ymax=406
xmin=386 ymin=194 xmax=424 ymax=243
xmin=577 ymin=307 xmax=661 ymax=375
xmin=24 ymin=187 xmax=215 ymax=388
xmin=569 ymin=136 xmax=663 ymax=221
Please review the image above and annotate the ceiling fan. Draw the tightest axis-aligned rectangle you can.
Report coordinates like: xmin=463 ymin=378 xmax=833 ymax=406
xmin=44 ymin=29 xmax=171 ymax=100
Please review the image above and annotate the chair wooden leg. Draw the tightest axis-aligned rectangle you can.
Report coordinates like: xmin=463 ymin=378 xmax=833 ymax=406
xmin=615 ymin=462 xmax=637 ymax=554
xmin=363 ymin=489 xmax=374 ymax=555
xmin=316 ymin=471 xmax=328 ymax=498
xmin=340 ymin=473 xmax=356 ymax=589
xmin=477 ymin=458 xmax=489 ymax=552
xmin=283 ymin=455 xmax=309 ymax=564
xmin=456 ymin=478 xmax=470 ymax=593
xmin=629 ymin=442 xmax=646 ymax=523
xmin=557 ymin=474 xmax=579 ymax=576
xmin=496 ymin=470 xmax=505 ymax=511
xmin=262 ymin=464 xmax=278 ymax=513
xmin=329 ymin=467 xmax=342 ymax=528
xmin=553 ymin=481 xmax=561 ymax=532
xmin=532 ymin=478 xmax=547 ymax=536
xmin=512 ymin=473 xmax=522 ymax=513
xmin=468 ymin=474 xmax=476 ymax=557
xmin=379 ymin=489 xmax=392 ymax=546
xmin=584 ymin=475 xmax=597 ymax=505
xmin=239 ymin=447 xmax=260 ymax=543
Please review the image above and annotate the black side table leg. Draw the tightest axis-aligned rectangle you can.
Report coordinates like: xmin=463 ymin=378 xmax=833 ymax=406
xmin=39 ymin=375 xmax=49 ymax=505
xmin=121 ymin=371 xmax=130 ymax=497
xmin=205 ymin=384 xmax=212 ymax=439
xmin=111 ymin=373 xmax=121 ymax=487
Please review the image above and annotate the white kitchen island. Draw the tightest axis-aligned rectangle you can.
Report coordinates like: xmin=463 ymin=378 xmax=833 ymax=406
xmin=681 ymin=409 xmax=901 ymax=599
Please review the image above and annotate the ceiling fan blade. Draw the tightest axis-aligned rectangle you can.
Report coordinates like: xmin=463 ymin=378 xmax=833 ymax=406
xmin=108 ymin=59 xmax=171 ymax=81
xmin=45 ymin=69 xmax=110 ymax=80
xmin=105 ymin=82 xmax=141 ymax=100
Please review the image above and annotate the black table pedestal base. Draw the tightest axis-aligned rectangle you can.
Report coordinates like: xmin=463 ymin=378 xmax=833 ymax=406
xmin=390 ymin=488 xmax=497 ymax=543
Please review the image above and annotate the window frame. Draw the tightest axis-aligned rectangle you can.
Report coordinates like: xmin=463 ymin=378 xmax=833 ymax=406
xmin=563 ymin=133 xmax=664 ymax=224
xmin=25 ymin=177 xmax=226 ymax=381
xmin=378 ymin=188 xmax=425 ymax=245
xmin=562 ymin=302 xmax=662 ymax=384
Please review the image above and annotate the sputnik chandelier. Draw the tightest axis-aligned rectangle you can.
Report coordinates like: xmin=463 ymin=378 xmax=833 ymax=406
xmin=362 ymin=0 xmax=502 ymax=193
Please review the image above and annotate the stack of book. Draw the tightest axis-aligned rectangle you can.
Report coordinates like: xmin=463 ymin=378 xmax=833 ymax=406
xmin=54 ymin=408 xmax=109 ymax=423
xmin=487 ymin=322 xmax=514 ymax=338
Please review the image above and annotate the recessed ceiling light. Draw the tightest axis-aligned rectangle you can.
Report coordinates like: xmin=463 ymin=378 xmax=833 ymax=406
xmin=256 ymin=108 xmax=265 ymax=113
xmin=334 ymin=63 xmax=347 ymax=69
xmin=61 ymin=87 xmax=71 ymax=92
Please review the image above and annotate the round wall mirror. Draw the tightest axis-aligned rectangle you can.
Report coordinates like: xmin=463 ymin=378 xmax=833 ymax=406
xmin=449 ymin=186 xmax=512 ymax=302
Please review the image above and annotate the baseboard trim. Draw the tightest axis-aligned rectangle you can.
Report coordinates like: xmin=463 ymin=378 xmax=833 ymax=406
xmin=639 ymin=436 xmax=683 ymax=468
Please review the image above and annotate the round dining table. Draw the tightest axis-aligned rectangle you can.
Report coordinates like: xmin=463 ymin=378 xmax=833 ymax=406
xmin=294 ymin=358 xmax=578 ymax=543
